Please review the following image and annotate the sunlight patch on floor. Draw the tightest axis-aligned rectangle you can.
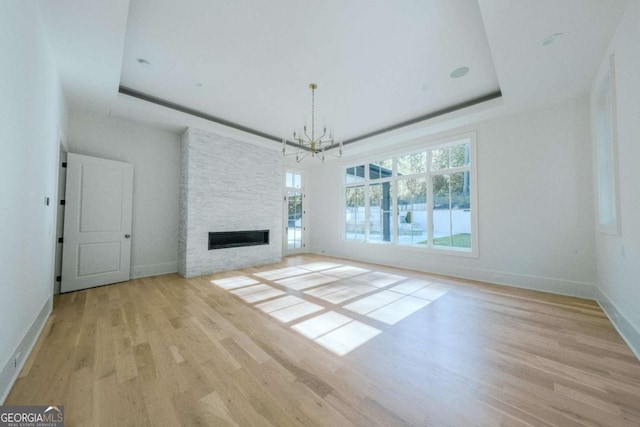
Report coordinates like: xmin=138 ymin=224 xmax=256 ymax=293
xmin=387 ymin=279 xmax=430 ymax=294
xmin=316 ymin=284 xmax=377 ymax=304
xmin=269 ymin=301 xmax=324 ymax=323
xmin=212 ymin=262 xmax=449 ymax=356
xmin=298 ymin=262 xmax=343 ymax=272
xmin=292 ymin=311 xmax=352 ymax=339
xmin=275 ymin=272 xmax=338 ymax=290
xmin=323 ymin=265 xmax=370 ymax=278
xmin=366 ymin=296 xmax=431 ymax=324
xmin=254 ymin=267 xmax=309 ymax=281
xmin=255 ymin=295 xmax=305 ymax=313
xmin=314 ymin=321 xmax=382 ymax=356
xmin=230 ymin=284 xmax=285 ymax=303
xmin=350 ymin=272 xmax=406 ymax=288
xmin=343 ymin=291 xmax=405 ymax=315
xmin=210 ymin=275 xmax=260 ymax=289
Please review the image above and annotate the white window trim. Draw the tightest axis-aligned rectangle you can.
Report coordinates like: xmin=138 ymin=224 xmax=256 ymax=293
xmin=341 ymin=132 xmax=478 ymax=257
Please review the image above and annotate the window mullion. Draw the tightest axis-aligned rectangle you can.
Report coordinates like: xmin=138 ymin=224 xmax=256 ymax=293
xmin=429 ymin=165 xmax=469 ymax=176
xmin=364 ymin=183 xmax=370 ymax=241
xmin=426 ymin=150 xmax=434 ymax=248
xmin=448 ymin=174 xmax=453 ymax=247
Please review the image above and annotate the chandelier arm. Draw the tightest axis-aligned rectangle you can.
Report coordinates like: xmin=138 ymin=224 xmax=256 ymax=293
xmin=296 ymin=151 xmax=311 ymax=163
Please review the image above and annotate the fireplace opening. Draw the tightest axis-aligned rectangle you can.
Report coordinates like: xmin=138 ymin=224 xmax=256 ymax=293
xmin=208 ymin=230 xmax=269 ymax=250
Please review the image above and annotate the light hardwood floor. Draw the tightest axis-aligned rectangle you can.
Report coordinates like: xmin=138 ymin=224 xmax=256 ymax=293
xmin=7 ymin=255 xmax=640 ymax=426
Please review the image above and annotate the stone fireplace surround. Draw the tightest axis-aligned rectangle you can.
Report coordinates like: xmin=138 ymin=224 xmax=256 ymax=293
xmin=179 ymin=128 xmax=283 ymax=278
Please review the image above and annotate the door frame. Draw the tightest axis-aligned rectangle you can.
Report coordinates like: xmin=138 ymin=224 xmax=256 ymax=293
xmin=52 ymin=143 xmax=68 ymax=294
xmin=283 ymin=168 xmax=307 ymax=255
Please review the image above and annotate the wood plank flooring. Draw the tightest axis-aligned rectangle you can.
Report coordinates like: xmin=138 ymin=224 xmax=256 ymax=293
xmin=6 ymin=254 xmax=640 ymax=426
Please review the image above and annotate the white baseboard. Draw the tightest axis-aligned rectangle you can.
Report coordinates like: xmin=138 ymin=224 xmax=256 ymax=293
xmin=311 ymin=247 xmax=597 ymax=300
xmin=0 ymin=296 xmax=52 ymax=404
xmin=131 ymin=261 xmax=178 ymax=279
xmin=595 ymin=288 xmax=640 ymax=361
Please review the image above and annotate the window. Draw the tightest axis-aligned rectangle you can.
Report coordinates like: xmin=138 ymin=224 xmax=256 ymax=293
xmin=343 ymin=135 xmax=477 ymax=254
xmin=345 ymin=166 xmax=365 ymax=184
xmin=286 ymin=171 xmax=302 ymax=189
xmin=397 ymin=177 xmax=427 ymax=244
xmin=431 ymin=143 xmax=472 ymax=249
xmin=345 ymin=184 xmax=365 ymax=241
xmin=369 ymin=182 xmax=393 ymax=242
xmin=285 ymin=171 xmax=304 ymax=250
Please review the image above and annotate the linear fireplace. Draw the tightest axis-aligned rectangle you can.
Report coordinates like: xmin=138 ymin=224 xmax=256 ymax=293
xmin=208 ymin=230 xmax=270 ymax=250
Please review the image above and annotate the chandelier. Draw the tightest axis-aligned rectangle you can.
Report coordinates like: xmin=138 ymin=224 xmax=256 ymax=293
xmin=282 ymin=83 xmax=342 ymax=162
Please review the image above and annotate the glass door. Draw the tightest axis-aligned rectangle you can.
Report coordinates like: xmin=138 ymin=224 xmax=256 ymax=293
xmin=285 ymin=171 xmax=305 ymax=254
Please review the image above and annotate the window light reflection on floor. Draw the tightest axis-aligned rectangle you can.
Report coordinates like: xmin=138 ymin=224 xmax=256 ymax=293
xmin=210 ymin=275 xmax=260 ymax=289
xmin=253 ymin=266 xmax=309 ymax=281
xmin=275 ymin=272 xmax=338 ymax=290
xmin=210 ymin=263 xmax=448 ymax=356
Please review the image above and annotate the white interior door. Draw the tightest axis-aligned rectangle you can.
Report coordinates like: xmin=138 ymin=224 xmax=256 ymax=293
xmin=61 ymin=153 xmax=133 ymax=292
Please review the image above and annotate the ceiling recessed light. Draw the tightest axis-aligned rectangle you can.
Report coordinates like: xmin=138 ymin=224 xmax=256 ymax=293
xmin=136 ymin=58 xmax=150 ymax=66
xmin=450 ymin=66 xmax=470 ymax=79
xmin=542 ymin=33 xmax=563 ymax=47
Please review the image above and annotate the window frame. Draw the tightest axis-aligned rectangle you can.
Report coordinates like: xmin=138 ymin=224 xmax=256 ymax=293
xmin=341 ymin=133 xmax=478 ymax=257
xmin=284 ymin=168 xmax=306 ymax=254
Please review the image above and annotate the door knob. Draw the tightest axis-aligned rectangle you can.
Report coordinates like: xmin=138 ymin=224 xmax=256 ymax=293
xmin=125 ymin=234 xmax=131 ymax=238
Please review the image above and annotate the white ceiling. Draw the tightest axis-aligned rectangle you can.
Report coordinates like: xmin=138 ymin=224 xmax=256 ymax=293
xmin=479 ymin=0 xmax=629 ymax=111
xmin=37 ymin=0 xmax=630 ymax=148
xmin=37 ymin=0 xmax=130 ymax=111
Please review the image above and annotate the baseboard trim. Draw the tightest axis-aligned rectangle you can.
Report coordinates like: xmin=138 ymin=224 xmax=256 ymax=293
xmin=0 ymin=296 xmax=52 ymax=404
xmin=309 ymin=247 xmax=597 ymax=300
xmin=131 ymin=261 xmax=178 ymax=279
xmin=595 ymin=288 xmax=640 ymax=361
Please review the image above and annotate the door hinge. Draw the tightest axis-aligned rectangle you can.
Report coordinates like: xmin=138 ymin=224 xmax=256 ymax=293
xmin=58 ymin=237 xmax=63 ymax=243
xmin=60 ymin=200 xmax=65 ymax=205
xmin=61 ymin=162 xmax=67 ymax=168
xmin=55 ymin=276 xmax=61 ymax=282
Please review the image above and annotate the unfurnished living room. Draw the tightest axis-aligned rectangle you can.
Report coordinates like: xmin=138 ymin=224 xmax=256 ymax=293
xmin=2 ymin=0 xmax=640 ymax=425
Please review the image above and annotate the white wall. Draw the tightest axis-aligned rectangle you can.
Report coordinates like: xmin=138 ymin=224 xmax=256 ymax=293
xmin=0 ymin=1 xmax=68 ymax=402
xmin=308 ymin=97 xmax=597 ymax=297
xmin=592 ymin=1 xmax=640 ymax=354
xmin=68 ymin=110 xmax=181 ymax=278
